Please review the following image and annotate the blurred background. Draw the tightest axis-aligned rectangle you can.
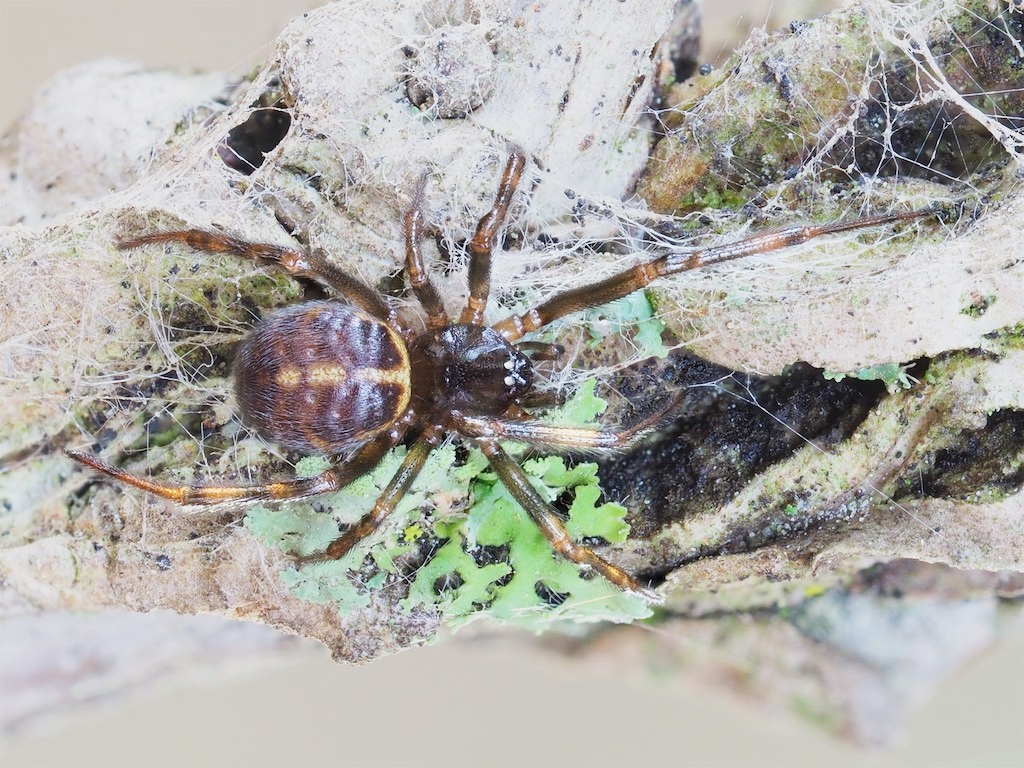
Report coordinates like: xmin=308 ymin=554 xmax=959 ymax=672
xmin=1 ymin=1 xmax=1022 ymax=766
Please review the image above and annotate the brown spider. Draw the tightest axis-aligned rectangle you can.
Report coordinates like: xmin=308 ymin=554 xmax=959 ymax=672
xmin=67 ymin=149 xmax=927 ymax=598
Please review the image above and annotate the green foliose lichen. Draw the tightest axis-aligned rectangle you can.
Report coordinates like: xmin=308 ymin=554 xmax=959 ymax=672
xmin=583 ymin=290 xmax=670 ymax=360
xmin=822 ymin=362 xmax=914 ymax=393
xmin=244 ymin=381 xmax=652 ymax=628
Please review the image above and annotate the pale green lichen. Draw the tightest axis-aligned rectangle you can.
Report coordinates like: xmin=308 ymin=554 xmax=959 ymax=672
xmin=582 ymin=290 xmax=670 ymax=360
xmin=822 ymin=362 xmax=915 ymax=393
xmin=244 ymin=380 xmax=653 ymax=627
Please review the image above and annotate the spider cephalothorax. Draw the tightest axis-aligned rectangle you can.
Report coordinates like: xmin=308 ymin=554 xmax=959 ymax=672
xmin=409 ymin=323 xmax=533 ymax=415
xmin=68 ymin=149 xmax=927 ymax=599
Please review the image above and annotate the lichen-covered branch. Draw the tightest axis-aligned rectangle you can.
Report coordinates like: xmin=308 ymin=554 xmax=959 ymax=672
xmin=1 ymin=0 xmax=1021 ymax=743
xmin=0 ymin=0 xmax=677 ymax=657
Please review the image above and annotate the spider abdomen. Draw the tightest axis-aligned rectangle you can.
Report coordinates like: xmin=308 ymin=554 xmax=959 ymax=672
xmin=234 ymin=300 xmax=411 ymax=453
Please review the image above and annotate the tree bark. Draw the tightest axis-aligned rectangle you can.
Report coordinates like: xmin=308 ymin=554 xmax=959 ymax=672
xmin=1 ymin=0 xmax=1021 ymax=743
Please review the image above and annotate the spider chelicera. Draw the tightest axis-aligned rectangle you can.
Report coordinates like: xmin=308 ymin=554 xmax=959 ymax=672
xmin=67 ymin=149 xmax=927 ymax=598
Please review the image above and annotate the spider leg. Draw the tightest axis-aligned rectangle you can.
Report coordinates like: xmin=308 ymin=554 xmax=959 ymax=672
xmin=474 ymin=438 xmax=658 ymax=600
xmin=515 ymin=341 xmax=564 ymax=361
xmin=404 ymin=175 xmax=448 ymax=328
xmin=459 ymin=150 xmax=528 ymax=326
xmin=299 ymin=426 xmax=441 ymax=563
xmin=514 ymin=390 xmax=564 ymax=410
xmin=452 ymin=389 xmax=683 ymax=452
xmin=491 ymin=209 xmax=931 ymax=341
xmin=118 ymin=229 xmax=393 ymax=323
xmin=65 ymin=427 xmax=401 ymax=506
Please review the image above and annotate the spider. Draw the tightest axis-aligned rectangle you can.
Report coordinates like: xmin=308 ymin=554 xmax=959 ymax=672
xmin=67 ymin=149 xmax=927 ymax=599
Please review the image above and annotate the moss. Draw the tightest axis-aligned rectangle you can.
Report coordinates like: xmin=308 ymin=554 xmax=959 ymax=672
xmin=983 ymin=323 xmax=1024 ymax=351
xmin=961 ymin=292 xmax=998 ymax=318
xmin=675 ymin=184 xmax=748 ymax=213
xmin=639 ymin=0 xmax=1021 ymax=218
xmin=898 ymin=408 xmax=1024 ymax=502
xmin=157 ymin=261 xmax=299 ymax=336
